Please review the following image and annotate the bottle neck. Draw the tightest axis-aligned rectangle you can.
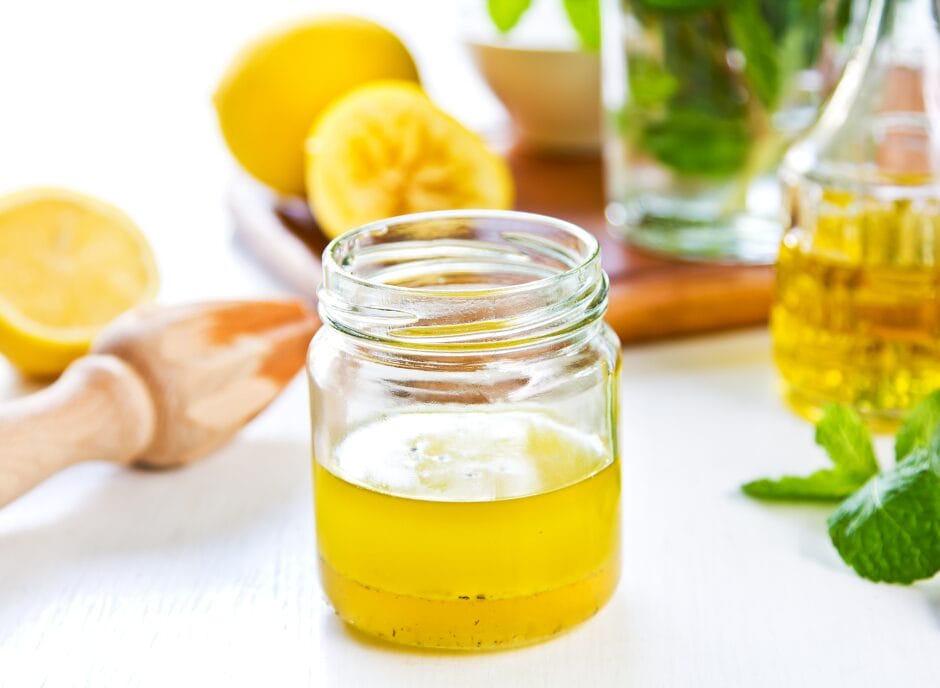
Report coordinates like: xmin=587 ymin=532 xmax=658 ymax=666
xmin=784 ymin=0 xmax=940 ymax=185
xmin=873 ymin=0 xmax=940 ymax=176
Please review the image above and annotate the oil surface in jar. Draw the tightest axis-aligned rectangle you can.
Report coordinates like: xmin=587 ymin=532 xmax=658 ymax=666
xmin=772 ymin=187 xmax=940 ymax=428
xmin=313 ymin=410 xmax=620 ymax=650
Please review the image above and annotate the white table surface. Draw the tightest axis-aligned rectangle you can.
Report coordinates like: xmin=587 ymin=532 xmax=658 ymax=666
xmin=1 ymin=1 xmax=939 ymax=686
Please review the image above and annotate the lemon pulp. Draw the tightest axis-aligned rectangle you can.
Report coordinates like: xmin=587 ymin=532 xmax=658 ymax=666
xmin=314 ymin=410 xmax=620 ymax=650
xmin=305 ymin=81 xmax=514 ymax=237
xmin=0 ymin=187 xmax=157 ymax=376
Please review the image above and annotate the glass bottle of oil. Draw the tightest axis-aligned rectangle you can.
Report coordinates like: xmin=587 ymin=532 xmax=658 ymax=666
xmin=308 ymin=210 xmax=621 ymax=650
xmin=772 ymin=0 xmax=940 ymax=429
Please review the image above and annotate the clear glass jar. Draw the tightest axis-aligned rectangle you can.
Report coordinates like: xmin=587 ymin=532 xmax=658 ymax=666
xmin=773 ymin=0 xmax=940 ymax=429
xmin=601 ymin=0 xmax=854 ymax=263
xmin=308 ymin=210 xmax=621 ymax=650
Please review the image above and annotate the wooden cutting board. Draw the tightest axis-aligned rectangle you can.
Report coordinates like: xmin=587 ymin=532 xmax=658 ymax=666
xmin=229 ymin=148 xmax=773 ymax=343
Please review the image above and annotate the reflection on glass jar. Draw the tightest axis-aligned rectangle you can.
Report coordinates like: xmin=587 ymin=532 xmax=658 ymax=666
xmin=308 ymin=210 xmax=621 ymax=650
xmin=602 ymin=0 xmax=854 ymax=263
xmin=773 ymin=0 xmax=940 ymax=429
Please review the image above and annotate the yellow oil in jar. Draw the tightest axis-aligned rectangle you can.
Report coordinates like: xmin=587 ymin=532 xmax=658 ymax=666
xmin=313 ymin=410 xmax=620 ymax=650
xmin=772 ymin=190 xmax=940 ymax=429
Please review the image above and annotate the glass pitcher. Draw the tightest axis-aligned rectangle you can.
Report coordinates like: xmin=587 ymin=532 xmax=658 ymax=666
xmin=602 ymin=0 xmax=857 ymax=263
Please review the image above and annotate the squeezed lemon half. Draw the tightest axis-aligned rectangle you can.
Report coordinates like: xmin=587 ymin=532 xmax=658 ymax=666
xmin=213 ymin=16 xmax=420 ymax=196
xmin=304 ymin=81 xmax=515 ymax=238
xmin=0 ymin=188 xmax=158 ymax=377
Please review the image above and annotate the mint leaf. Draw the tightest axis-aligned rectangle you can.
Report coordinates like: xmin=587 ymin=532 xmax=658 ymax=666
xmin=642 ymin=110 xmax=749 ymax=177
xmin=628 ymin=56 xmax=679 ymax=108
xmin=742 ymin=404 xmax=878 ymax=502
xmin=814 ymin=404 xmax=878 ymax=479
xmin=828 ymin=449 xmax=940 ymax=584
xmin=660 ymin=14 xmax=746 ymax=119
xmin=562 ymin=0 xmax=600 ymax=50
xmin=726 ymin=0 xmax=782 ymax=108
xmin=487 ymin=0 xmax=531 ymax=33
xmin=895 ymin=390 xmax=940 ymax=462
xmin=742 ymin=469 xmax=864 ymax=501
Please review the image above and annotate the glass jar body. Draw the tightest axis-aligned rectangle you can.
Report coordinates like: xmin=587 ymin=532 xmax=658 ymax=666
xmin=602 ymin=0 xmax=850 ymax=263
xmin=309 ymin=324 xmax=621 ymax=650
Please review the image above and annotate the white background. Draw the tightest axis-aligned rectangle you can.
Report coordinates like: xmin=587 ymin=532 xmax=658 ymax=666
xmin=1 ymin=1 xmax=939 ymax=686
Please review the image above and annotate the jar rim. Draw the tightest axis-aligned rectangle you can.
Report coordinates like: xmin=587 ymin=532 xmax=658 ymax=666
xmin=317 ymin=209 xmax=608 ymax=351
xmin=321 ymin=209 xmax=600 ymax=298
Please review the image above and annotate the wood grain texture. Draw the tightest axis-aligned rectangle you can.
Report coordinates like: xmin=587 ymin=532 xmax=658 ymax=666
xmin=230 ymin=150 xmax=775 ymax=344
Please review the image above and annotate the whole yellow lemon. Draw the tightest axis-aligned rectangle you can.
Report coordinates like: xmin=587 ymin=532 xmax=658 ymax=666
xmin=213 ymin=16 xmax=420 ymax=196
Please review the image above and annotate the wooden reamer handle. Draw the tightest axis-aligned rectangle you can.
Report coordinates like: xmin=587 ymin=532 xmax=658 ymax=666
xmin=0 ymin=355 xmax=156 ymax=508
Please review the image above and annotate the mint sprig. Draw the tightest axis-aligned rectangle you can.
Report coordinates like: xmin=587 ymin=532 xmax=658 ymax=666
xmin=744 ymin=391 xmax=940 ymax=585
xmin=742 ymin=404 xmax=878 ymax=501
xmin=826 ymin=392 xmax=940 ymax=583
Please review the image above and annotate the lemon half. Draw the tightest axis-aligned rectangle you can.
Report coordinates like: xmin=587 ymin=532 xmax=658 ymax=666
xmin=0 ymin=188 xmax=158 ymax=377
xmin=213 ymin=16 xmax=420 ymax=196
xmin=305 ymin=81 xmax=514 ymax=237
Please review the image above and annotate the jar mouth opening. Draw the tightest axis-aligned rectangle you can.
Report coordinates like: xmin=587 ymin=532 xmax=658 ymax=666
xmin=322 ymin=209 xmax=600 ymax=297
xmin=318 ymin=210 xmax=607 ymax=350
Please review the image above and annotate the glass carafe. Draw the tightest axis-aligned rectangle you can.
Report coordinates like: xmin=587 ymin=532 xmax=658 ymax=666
xmin=772 ymin=0 xmax=940 ymax=428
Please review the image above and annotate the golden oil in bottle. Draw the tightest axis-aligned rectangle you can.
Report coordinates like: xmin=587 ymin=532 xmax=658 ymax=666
xmin=314 ymin=409 xmax=620 ymax=650
xmin=772 ymin=181 xmax=940 ymax=429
